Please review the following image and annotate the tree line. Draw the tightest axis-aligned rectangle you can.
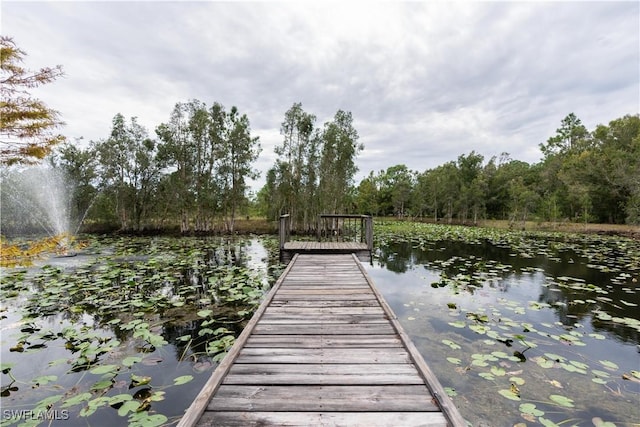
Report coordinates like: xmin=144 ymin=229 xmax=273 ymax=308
xmin=2 ymin=39 xmax=638 ymax=231
xmin=46 ymin=100 xmax=262 ymax=233
xmin=256 ymin=103 xmax=362 ymax=231
xmin=347 ymin=113 xmax=640 ymax=226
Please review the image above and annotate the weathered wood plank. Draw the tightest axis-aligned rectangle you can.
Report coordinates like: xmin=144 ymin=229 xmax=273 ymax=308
xmin=235 ymin=347 xmax=412 ymax=364
xmin=259 ymin=314 xmax=388 ymax=324
xmin=244 ymin=335 xmax=403 ymax=348
xmin=199 ymin=411 xmax=448 ymax=427
xmin=272 ymin=294 xmax=377 ymax=301
xmin=264 ymin=306 xmax=385 ymax=315
xmin=276 ymin=288 xmax=374 ymax=295
xmin=252 ymin=323 xmax=396 ymax=335
xmin=208 ymin=385 xmax=439 ymax=412
xmin=223 ymin=363 xmax=425 ymax=385
xmin=268 ymin=299 xmax=380 ymax=307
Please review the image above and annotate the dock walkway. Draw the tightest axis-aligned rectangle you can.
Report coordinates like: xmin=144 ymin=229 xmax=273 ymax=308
xmin=179 ymin=253 xmax=465 ymax=426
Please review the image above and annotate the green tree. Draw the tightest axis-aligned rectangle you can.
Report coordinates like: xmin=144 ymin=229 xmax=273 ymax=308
xmin=355 ymin=171 xmax=379 ymax=215
xmin=95 ymin=114 xmax=160 ymax=231
xmin=540 ymin=113 xmax=590 ymax=157
xmin=156 ymin=101 xmax=202 ymax=232
xmin=590 ymin=114 xmax=640 ymax=223
xmin=456 ymin=151 xmax=485 ymax=223
xmin=218 ymin=106 xmax=261 ymax=232
xmin=318 ymin=110 xmax=362 ymax=213
xmin=377 ymin=165 xmax=414 ymax=217
xmin=1 ymin=36 xmax=65 ymax=164
xmin=273 ymin=102 xmax=318 ymax=230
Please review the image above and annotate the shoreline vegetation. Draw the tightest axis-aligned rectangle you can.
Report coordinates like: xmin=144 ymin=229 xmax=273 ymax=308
xmin=2 ymin=218 xmax=637 ymax=268
xmin=10 ymin=217 xmax=637 ymax=239
xmin=83 ymin=217 xmax=640 ymax=239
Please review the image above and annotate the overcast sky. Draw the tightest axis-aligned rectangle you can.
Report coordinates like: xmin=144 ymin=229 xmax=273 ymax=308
xmin=3 ymin=1 xmax=639 ymax=191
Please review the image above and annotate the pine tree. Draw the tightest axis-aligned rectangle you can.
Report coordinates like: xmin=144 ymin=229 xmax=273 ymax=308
xmin=1 ymin=36 xmax=65 ymax=164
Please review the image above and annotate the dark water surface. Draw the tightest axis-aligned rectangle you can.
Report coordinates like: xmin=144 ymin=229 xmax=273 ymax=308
xmin=3 ymin=232 xmax=638 ymax=427
xmin=364 ymin=238 xmax=640 ymax=426
xmin=1 ymin=236 xmax=278 ymax=427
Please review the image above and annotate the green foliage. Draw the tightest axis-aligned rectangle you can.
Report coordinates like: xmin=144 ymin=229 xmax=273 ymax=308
xmin=1 ymin=36 xmax=65 ymax=165
xmin=353 ymin=113 xmax=639 ymax=225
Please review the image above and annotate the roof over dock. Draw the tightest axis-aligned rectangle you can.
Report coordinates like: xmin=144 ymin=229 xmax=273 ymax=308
xmin=178 ymin=253 xmax=465 ymax=426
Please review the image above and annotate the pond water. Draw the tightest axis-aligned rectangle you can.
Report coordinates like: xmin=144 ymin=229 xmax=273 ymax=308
xmin=2 ymin=228 xmax=639 ymax=427
xmin=0 ymin=235 xmax=282 ymax=427
xmin=365 ymin=227 xmax=640 ymax=426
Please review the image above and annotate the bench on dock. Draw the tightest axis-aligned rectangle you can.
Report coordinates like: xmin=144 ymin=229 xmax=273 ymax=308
xmin=178 ymin=252 xmax=466 ymax=427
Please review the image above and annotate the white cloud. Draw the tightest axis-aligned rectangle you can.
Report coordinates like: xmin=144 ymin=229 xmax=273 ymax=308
xmin=3 ymin=1 xmax=638 ymax=191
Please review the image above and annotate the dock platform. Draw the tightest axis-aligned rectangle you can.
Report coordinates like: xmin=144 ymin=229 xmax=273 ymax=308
xmin=178 ymin=253 xmax=465 ymax=426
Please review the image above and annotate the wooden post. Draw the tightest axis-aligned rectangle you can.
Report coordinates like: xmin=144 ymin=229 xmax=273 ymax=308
xmin=365 ymin=215 xmax=373 ymax=251
xmin=279 ymin=214 xmax=290 ymax=251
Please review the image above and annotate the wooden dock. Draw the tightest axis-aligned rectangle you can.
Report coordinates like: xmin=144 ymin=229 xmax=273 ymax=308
xmin=178 ymin=253 xmax=465 ymax=427
xmin=279 ymin=214 xmax=374 ymax=262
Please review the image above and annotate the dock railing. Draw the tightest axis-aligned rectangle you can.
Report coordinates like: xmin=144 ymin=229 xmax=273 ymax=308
xmin=278 ymin=214 xmax=291 ymax=252
xmin=317 ymin=214 xmax=373 ymax=251
xmin=278 ymin=213 xmax=374 ymax=253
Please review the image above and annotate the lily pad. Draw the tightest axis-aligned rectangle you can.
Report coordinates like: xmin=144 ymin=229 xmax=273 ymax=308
xmin=519 ymin=402 xmax=544 ymax=416
xmin=173 ymin=375 xmax=194 ymax=385
xmin=549 ymin=394 xmax=574 ymax=408
xmin=498 ymin=388 xmax=521 ymax=401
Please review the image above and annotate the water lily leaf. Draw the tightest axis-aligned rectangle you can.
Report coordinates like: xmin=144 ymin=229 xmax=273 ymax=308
xmin=546 ymin=379 xmax=563 ymax=389
xmin=498 ymin=388 xmax=521 ymax=401
xmin=173 ymin=375 xmax=194 ymax=385
xmin=549 ymin=394 xmax=574 ymax=408
xmin=490 ymin=366 xmax=506 ymax=376
xmin=446 ymin=357 xmax=461 ymax=365
xmin=442 ymin=339 xmax=461 ymax=350
xmin=128 ymin=413 xmax=168 ymax=426
xmin=197 ymin=309 xmax=213 ymax=318
xmin=117 ymin=399 xmax=140 ymax=416
xmin=122 ymin=356 xmax=142 ymax=368
xmin=32 ymin=375 xmax=57 ymax=386
xmin=61 ymin=392 xmax=93 ymax=408
xmin=469 ymin=324 xmax=489 ymax=334
xmin=519 ymin=403 xmax=544 ymax=416
xmin=130 ymin=374 xmax=151 ymax=387
xmin=592 ymin=417 xmax=618 ymax=427
xmin=569 ymin=360 xmax=589 ymax=370
xmin=478 ymin=372 xmax=495 ymax=381
xmin=109 ymin=394 xmax=133 ymax=405
xmin=444 ymin=387 xmax=457 ymax=397
xmin=591 ymin=370 xmax=610 ymax=378
xmin=448 ymin=320 xmax=466 ymax=328
xmin=90 ymin=379 xmax=113 ymax=391
xmin=592 ymin=378 xmax=607 ymax=385
xmin=532 ymin=357 xmax=554 ymax=369
xmin=599 ymin=360 xmax=619 ymax=370
xmin=588 ymin=333 xmax=606 ymax=340
xmin=90 ymin=364 xmax=119 ymax=375
xmin=34 ymin=394 xmax=63 ymax=411
xmin=510 ymin=376 xmax=525 ymax=385
xmin=539 ymin=416 xmax=560 ymax=427
xmin=491 ymin=351 xmax=509 ymax=359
